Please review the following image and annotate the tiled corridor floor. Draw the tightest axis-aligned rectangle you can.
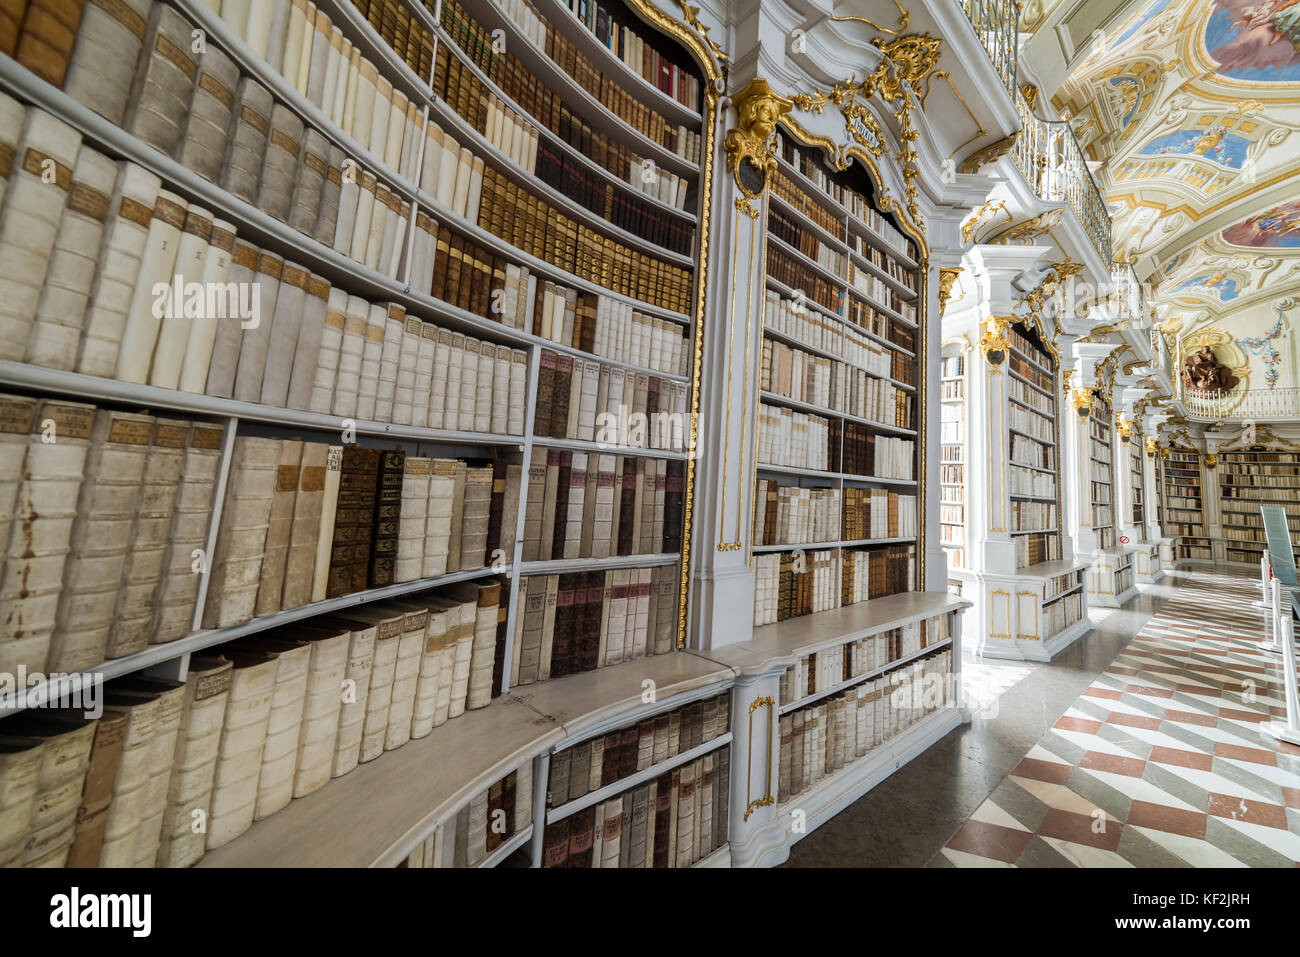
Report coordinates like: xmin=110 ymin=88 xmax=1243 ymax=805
xmin=782 ymin=569 xmax=1300 ymax=867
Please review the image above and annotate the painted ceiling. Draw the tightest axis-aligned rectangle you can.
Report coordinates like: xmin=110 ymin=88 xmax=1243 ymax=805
xmin=1023 ymin=0 xmax=1300 ymax=366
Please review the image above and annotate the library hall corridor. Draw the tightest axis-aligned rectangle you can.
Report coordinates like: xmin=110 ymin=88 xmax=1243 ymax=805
xmin=784 ymin=570 xmax=1300 ymax=868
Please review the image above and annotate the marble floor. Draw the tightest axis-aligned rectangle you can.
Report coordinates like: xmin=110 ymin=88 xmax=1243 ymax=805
xmin=782 ymin=567 xmax=1300 ymax=867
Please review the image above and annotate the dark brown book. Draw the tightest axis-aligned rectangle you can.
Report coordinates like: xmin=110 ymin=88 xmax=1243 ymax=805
xmin=550 ymin=353 xmax=573 ymax=439
xmin=549 ymin=451 xmax=572 ymax=561
xmin=533 ymin=349 xmax=557 ymax=435
xmin=368 ymin=447 xmax=405 ymax=588
xmin=541 ymin=818 xmax=569 ymax=868
xmin=63 ymin=708 xmax=127 ymax=867
xmin=617 ymin=458 xmax=638 ymax=556
xmin=549 ymin=571 xmax=576 ymax=679
xmin=326 ymin=446 xmax=380 ymax=598
xmin=15 ymin=0 xmax=83 ymax=87
xmin=565 ymin=805 xmax=596 ymax=868
xmin=651 ymin=771 xmax=673 ymax=868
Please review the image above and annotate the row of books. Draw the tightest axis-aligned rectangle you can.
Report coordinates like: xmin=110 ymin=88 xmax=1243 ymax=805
xmin=1044 ymin=590 xmax=1083 ymax=639
xmin=756 ymin=405 xmax=916 ymax=479
xmin=778 ymin=647 xmax=953 ymax=803
xmin=853 ymin=237 xmax=918 ymax=292
xmin=402 ymin=763 xmax=532 ymax=867
xmin=940 ymin=354 xmax=964 ymax=378
xmin=752 ymin=545 xmax=915 ymax=626
xmin=1009 ymin=377 xmax=1053 ymax=417
xmin=1092 ymin=481 xmax=1112 ymax=506
xmin=510 ymin=565 xmax=680 ymax=684
xmin=1220 ymin=512 xmax=1300 ymax=531
xmin=768 ymin=209 xmax=847 ymax=277
xmin=1008 ymin=326 xmax=1052 ymax=372
xmin=1010 ymin=434 xmax=1054 ymax=470
xmin=940 ymin=464 xmax=964 ymax=485
xmin=1164 ymin=496 xmax=1202 ymax=510
xmin=541 ymin=747 xmax=728 ymax=867
xmin=761 ymin=340 xmax=910 ymax=429
xmin=1043 ymin=570 xmax=1082 ymax=600
xmin=1010 ymin=464 xmax=1056 ymax=498
xmin=1 ymin=403 xmax=219 ymax=675
xmin=777 ymin=613 xmax=950 ymax=706
xmin=939 ymin=503 xmax=963 ymax=526
xmin=766 ymin=244 xmax=841 ymax=315
xmin=848 ymin=261 xmax=915 ymax=323
xmin=775 ymin=135 xmax=915 ymax=260
xmin=1219 ymin=453 xmax=1300 ymax=465
xmin=1220 ymin=473 xmax=1300 ymax=487
xmin=546 ymin=694 xmax=728 ymax=810
xmin=1010 ymin=405 xmax=1053 ymax=441
xmin=835 ymin=422 xmax=914 ymax=479
xmin=1222 ymin=527 xmax=1269 ymax=543
xmin=428 ymin=0 xmax=702 ymax=204
xmin=1 ymin=580 xmax=509 ymax=867
xmin=533 ymin=349 xmax=689 ymax=448
xmin=1096 ymin=524 xmax=1115 ymax=549
xmin=1010 ymin=500 xmax=1055 ymax=532
xmin=941 ymin=378 xmax=964 ymax=400
xmin=1091 ymin=436 xmax=1113 ymax=466
xmin=752 ymin=481 xmax=917 ymax=546
xmin=437 ymin=0 xmax=701 ymax=159
xmin=1179 ymin=543 xmax=1214 ymax=560
xmin=1008 ymin=353 xmax=1053 ymax=394
xmin=532 ymin=280 xmax=689 ymax=376
xmin=761 ymin=290 xmax=901 ymax=376
xmin=519 ymin=450 xmax=684 ymax=560
xmin=1113 ymin=564 xmax=1134 ymax=595
xmin=1015 ymin=531 xmax=1060 ymax=569
xmin=551 ymin=0 xmax=704 ymax=110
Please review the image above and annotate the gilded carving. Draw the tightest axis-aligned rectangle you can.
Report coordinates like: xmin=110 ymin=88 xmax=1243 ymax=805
xmin=1117 ymin=419 xmax=1135 ymax=443
xmin=830 ymin=0 xmax=909 ymax=36
xmin=938 ymin=267 xmax=962 ymax=314
xmin=957 ymin=131 xmax=1018 ymax=174
xmin=1145 ymin=437 xmax=1159 ymax=458
xmin=722 ymin=78 xmax=792 ymax=200
xmin=1071 ymin=387 xmax=1097 ymax=417
xmin=980 ymin=315 xmax=1012 ymax=365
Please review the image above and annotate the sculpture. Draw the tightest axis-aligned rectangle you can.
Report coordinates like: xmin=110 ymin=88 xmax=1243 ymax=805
xmin=1181 ymin=345 xmax=1239 ymax=392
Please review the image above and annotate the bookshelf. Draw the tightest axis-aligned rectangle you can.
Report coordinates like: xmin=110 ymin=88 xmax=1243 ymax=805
xmin=939 ymin=343 xmax=967 ymax=585
xmin=1129 ymin=435 xmax=1145 ymax=539
xmin=1006 ymin=322 xmax=1060 ymax=571
xmin=1162 ymin=449 xmax=1209 ymax=563
xmin=0 ymin=0 xmax=719 ymax=868
xmin=752 ymin=131 xmax=921 ymax=627
xmin=1088 ymin=392 xmax=1114 ymax=551
xmin=1217 ymin=450 xmax=1300 ymax=566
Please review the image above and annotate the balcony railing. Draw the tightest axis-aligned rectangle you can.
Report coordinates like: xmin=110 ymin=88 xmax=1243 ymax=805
xmin=1109 ymin=262 xmax=1145 ymax=320
xmin=959 ymin=0 xmax=1018 ymax=99
xmin=1013 ymin=91 xmax=1114 ymax=266
xmin=1185 ymin=388 xmax=1300 ymax=420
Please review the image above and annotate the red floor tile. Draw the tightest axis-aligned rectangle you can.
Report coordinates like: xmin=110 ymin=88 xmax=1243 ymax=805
xmin=1054 ymin=716 xmax=1102 ymax=734
xmin=1079 ymin=750 xmax=1146 ymax=777
xmin=1146 ymin=746 xmax=1213 ymax=771
xmin=1218 ymin=708 xmax=1269 ymax=724
xmin=1126 ymin=800 xmax=1207 ymax=839
xmin=1010 ymin=757 xmax=1074 ymax=785
xmin=1207 ymin=794 xmax=1289 ymax=829
xmin=1163 ymin=709 xmax=1218 ymax=727
xmin=1213 ymin=742 xmax=1278 ymax=766
xmin=945 ymin=819 xmax=1033 ymax=864
xmin=1036 ymin=808 xmax=1123 ymax=852
xmin=1082 ymin=687 xmax=1123 ymax=701
xmin=1107 ymin=712 xmax=1162 ymax=731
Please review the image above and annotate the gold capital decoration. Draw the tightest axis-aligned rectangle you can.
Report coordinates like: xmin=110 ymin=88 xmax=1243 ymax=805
xmin=1204 ymin=453 xmax=1218 ymax=469
xmin=1070 ymin=387 xmax=1097 ymax=417
xmin=1145 ymin=437 xmax=1158 ymax=458
xmin=722 ymin=78 xmax=792 ymax=201
xmin=1116 ymin=419 xmax=1134 ymax=444
xmin=958 ymin=131 xmax=1018 ymax=174
xmin=1159 ymin=446 xmax=1170 ymax=461
xmin=938 ymin=267 xmax=962 ymax=314
xmin=979 ymin=315 xmax=1011 ymax=365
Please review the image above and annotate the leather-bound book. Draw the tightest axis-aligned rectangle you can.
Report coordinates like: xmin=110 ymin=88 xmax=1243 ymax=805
xmin=61 ymin=0 xmax=148 ymax=124
xmin=108 ymin=417 xmax=190 ymax=659
xmin=154 ymin=655 xmax=231 ymax=867
xmin=324 ymin=614 xmax=376 ymax=777
xmin=463 ymin=581 xmax=500 ymax=710
xmin=520 ymin=447 xmax=547 ymax=562
xmin=175 ymin=217 xmax=235 ymax=392
xmin=309 ymin=287 xmax=346 ymax=415
xmin=260 ymin=260 xmax=309 ymax=407
xmin=383 ymin=602 xmax=427 ymax=750
xmin=391 ymin=315 xmax=420 ymax=425
xmin=330 ymin=294 xmax=366 ymax=418
xmin=103 ymin=677 xmax=186 ymax=867
xmin=369 ymin=447 xmax=405 ymax=588
xmin=0 ymin=401 xmax=92 ymax=677
xmin=253 ymin=438 xmax=302 ymax=617
xmin=232 ymin=250 xmax=283 ymax=403
xmin=43 ymin=408 xmax=149 ymax=673
xmin=458 ymin=465 xmax=492 ymax=571
xmin=396 ymin=457 xmax=430 ymax=584
xmin=111 ymin=188 xmax=186 ymax=383
xmin=15 ymin=0 xmax=86 ymax=87
xmin=281 ymin=441 xmax=329 ymax=610
xmin=4 ymin=712 xmax=96 ymax=866
xmin=122 ymin=4 xmax=196 ymax=157
xmin=422 ymin=458 xmax=455 ymax=578
xmin=355 ymin=301 xmax=385 ymax=420
xmin=205 ymin=650 xmax=276 ymax=849
xmin=374 ymin=305 xmax=404 ymax=422
xmin=514 ymin=575 xmax=544 ymax=686
xmin=220 ymin=77 xmax=272 ymax=206
xmin=357 ymin=606 xmax=403 ymax=762
xmin=0 ymin=93 xmax=22 ymax=213
xmin=202 ymin=436 xmax=281 ymax=629
xmin=256 ymin=104 xmax=304 ymax=224
xmin=285 ymin=273 xmax=331 ymax=411
xmin=0 ymin=395 xmax=38 ymax=624
xmin=325 ymin=445 xmax=379 ymax=598
xmin=289 ymin=127 xmax=329 ymax=237
xmin=176 ymin=43 xmax=238 ymax=185
xmin=0 ymin=108 xmax=80 ymax=363
xmin=62 ymin=708 xmax=125 ymax=868
xmin=202 ymin=239 xmax=256 ymax=399
xmin=234 ymin=637 xmax=310 ymax=821
xmin=291 ymin=626 xmax=348 ymax=797
xmin=0 ymin=0 xmax=20 ymax=59
xmin=90 ymin=688 xmax=157 ymax=866
xmin=542 ymin=818 xmax=569 ymax=868
xmin=566 ymin=805 xmax=596 ymax=868
xmin=309 ymin=444 xmax=343 ymax=604
xmin=313 ymin=143 xmax=346 ymax=247
xmin=25 ymin=144 xmax=111 ymax=370
xmin=443 ymin=459 xmax=467 ymax=573
xmin=412 ymin=606 xmax=447 ymax=737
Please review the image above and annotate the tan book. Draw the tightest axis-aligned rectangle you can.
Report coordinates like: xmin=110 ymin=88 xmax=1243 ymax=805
xmin=122 ymin=3 xmax=195 ymax=158
xmin=202 ymin=436 xmax=281 ymax=630
xmin=291 ymin=626 xmax=349 ymax=797
xmin=46 ymin=409 xmax=152 ymax=673
xmin=0 ymin=735 xmax=46 ymax=867
xmin=62 ymin=0 xmax=151 ymax=126
xmin=281 ymin=441 xmax=329 ymax=610
xmin=4 ymin=713 xmax=96 ymax=867
xmin=0 ymin=400 xmax=93 ymax=677
xmin=357 ymin=606 xmax=404 ymax=763
xmin=444 ymin=459 xmax=467 ymax=574
xmin=155 ymin=655 xmax=232 ymax=868
xmin=326 ymin=615 xmax=376 ymax=778
xmin=396 ymin=457 xmax=431 ymax=584
xmin=423 ymin=459 xmax=456 ymax=578
xmin=382 ymin=602 xmax=428 ymax=751
xmin=459 ymin=466 xmax=492 ymax=571
xmin=254 ymin=439 xmax=302 ymax=617
xmin=463 ymin=582 xmax=501 ymax=711
xmin=411 ymin=606 xmax=447 ymax=738
xmin=206 ymin=650 xmax=277 ymax=849
xmin=236 ymin=637 xmax=311 ymax=821
xmin=309 ymin=445 xmax=343 ymax=604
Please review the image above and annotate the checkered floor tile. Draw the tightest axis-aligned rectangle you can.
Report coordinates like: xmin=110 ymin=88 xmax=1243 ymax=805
xmin=938 ymin=570 xmax=1300 ymax=867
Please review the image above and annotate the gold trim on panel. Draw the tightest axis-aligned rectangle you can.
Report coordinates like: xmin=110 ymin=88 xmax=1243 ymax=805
xmin=989 ymin=588 xmax=1012 ymax=641
xmin=744 ymin=694 xmax=777 ymax=821
xmin=1016 ymin=590 xmax=1040 ymax=641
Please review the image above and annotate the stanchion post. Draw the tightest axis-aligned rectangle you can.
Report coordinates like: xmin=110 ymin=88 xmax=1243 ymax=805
xmin=1262 ymin=615 xmax=1300 ymax=746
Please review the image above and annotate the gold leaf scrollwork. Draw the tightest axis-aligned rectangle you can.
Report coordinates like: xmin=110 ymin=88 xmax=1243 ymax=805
xmin=938 ymin=267 xmax=962 ymax=314
xmin=722 ymin=78 xmax=792 ymax=200
xmin=1204 ymin=453 xmax=1218 ymax=470
xmin=958 ymin=131 xmax=1018 ymax=174
xmin=830 ymin=0 xmax=909 ymax=36
xmin=675 ymin=0 xmax=729 ymax=67
xmin=1145 ymin=437 xmax=1158 ymax=458
xmin=1116 ymin=419 xmax=1134 ymax=444
xmin=980 ymin=315 xmax=1011 ymax=365
xmin=1071 ymin=387 xmax=1097 ymax=417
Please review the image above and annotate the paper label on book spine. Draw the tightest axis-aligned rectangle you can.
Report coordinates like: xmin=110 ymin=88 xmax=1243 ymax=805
xmin=194 ymin=668 xmax=234 ymax=701
xmin=36 ymin=402 xmax=94 ymax=438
